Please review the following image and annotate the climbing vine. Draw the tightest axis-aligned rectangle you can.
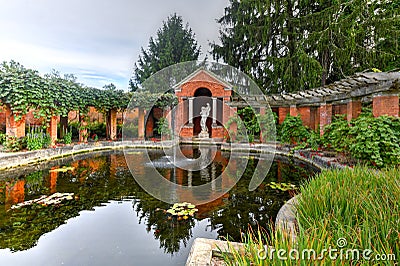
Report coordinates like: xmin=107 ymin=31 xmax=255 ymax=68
xmin=129 ymin=91 xmax=177 ymax=109
xmin=0 ymin=61 xmax=46 ymax=121
xmin=0 ymin=61 xmax=132 ymax=125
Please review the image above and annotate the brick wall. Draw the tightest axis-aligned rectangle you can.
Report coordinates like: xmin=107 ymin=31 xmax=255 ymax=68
xmin=297 ymin=107 xmax=311 ymax=128
xmin=319 ymin=103 xmax=332 ymax=135
xmin=278 ymin=107 xmax=290 ymax=124
xmin=346 ymin=100 xmax=362 ymax=121
xmin=373 ymin=95 xmax=399 ymax=117
xmin=0 ymin=106 xmax=5 ymax=131
xmin=332 ymin=104 xmax=347 ymax=116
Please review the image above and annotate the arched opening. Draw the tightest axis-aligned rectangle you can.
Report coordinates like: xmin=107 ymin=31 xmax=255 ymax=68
xmin=193 ymin=88 xmax=212 ymax=137
xmin=145 ymin=107 xmax=164 ymax=139
xmin=194 ymin=87 xmax=212 ymax=97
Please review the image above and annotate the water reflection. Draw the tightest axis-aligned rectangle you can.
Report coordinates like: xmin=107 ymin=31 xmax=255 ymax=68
xmin=0 ymin=147 xmax=318 ymax=261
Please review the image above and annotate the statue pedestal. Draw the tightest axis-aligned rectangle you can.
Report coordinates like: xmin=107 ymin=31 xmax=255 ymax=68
xmin=198 ymin=130 xmax=209 ymax=139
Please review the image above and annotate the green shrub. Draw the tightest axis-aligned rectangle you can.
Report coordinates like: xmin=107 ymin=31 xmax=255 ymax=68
xmin=122 ymin=118 xmax=138 ymax=139
xmin=42 ymin=134 xmax=52 ymax=148
xmin=0 ymin=133 xmax=6 ymax=145
xmin=4 ymin=136 xmax=26 ymax=152
xmin=306 ymin=129 xmax=322 ymax=150
xmin=87 ymin=122 xmax=106 ymax=138
xmin=280 ymin=115 xmax=310 ymax=144
xmin=225 ymin=114 xmax=247 ymax=142
xmin=156 ymin=117 xmax=170 ymax=136
xmin=322 ymin=115 xmax=350 ymax=152
xmin=348 ymin=114 xmax=400 ymax=167
xmin=322 ymin=112 xmax=400 ymax=167
xmin=26 ymin=127 xmax=52 ymax=150
xmin=259 ymin=112 xmax=277 ymax=142
xmin=238 ymin=107 xmax=260 ymax=142
xmin=26 ymin=133 xmax=42 ymax=150
xmin=63 ymin=130 xmax=73 ymax=144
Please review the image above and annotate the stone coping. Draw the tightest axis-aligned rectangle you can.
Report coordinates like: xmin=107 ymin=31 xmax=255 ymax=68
xmin=274 ymin=195 xmax=299 ymax=242
xmin=186 ymin=238 xmax=245 ymax=266
xmin=0 ymin=140 xmax=346 ymax=172
xmin=0 ymin=140 xmax=177 ymax=171
xmin=221 ymin=142 xmax=346 ymax=170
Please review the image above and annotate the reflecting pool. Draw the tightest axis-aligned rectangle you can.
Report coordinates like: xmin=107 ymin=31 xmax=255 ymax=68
xmin=0 ymin=145 xmax=319 ymax=266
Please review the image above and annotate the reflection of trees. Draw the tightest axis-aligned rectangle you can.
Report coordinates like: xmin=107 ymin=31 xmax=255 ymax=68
xmin=25 ymin=171 xmax=47 ymax=196
xmin=0 ymin=153 xmax=199 ymax=254
xmin=206 ymin=158 xmax=318 ymax=241
xmin=0 ymin=154 xmax=140 ymax=251
xmin=133 ymin=190 xmax=195 ymax=254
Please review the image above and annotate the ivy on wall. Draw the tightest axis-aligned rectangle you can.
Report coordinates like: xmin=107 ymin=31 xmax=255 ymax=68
xmin=0 ymin=61 xmax=134 ymax=124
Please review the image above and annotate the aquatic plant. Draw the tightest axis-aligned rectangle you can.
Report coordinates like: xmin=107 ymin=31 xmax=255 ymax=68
xmin=166 ymin=202 xmax=198 ymax=220
xmin=267 ymin=181 xmax=297 ymax=191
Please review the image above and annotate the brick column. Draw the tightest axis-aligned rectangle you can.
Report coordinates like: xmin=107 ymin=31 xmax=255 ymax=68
xmin=79 ymin=113 xmax=88 ymax=142
xmin=319 ymin=103 xmax=332 ymax=135
xmin=278 ymin=107 xmax=290 ymax=124
xmin=346 ymin=100 xmax=362 ymax=122
xmin=47 ymin=115 xmax=58 ymax=146
xmin=373 ymin=95 xmax=399 ymax=117
xmin=289 ymin=105 xmax=298 ymax=117
xmin=5 ymin=104 xmax=26 ymax=138
xmin=222 ymin=97 xmax=231 ymax=125
xmin=259 ymin=107 xmax=266 ymax=115
xmin=297 ymin=107 xmax=311 ymax=128
xmin=138 ymin=108 xmax=146 ymax=139
xmin=109 ymin=109 xmax=117 ymax=140
xmin=228 ymin=107 xmax=238 ymax=141
xmin=164 ymin=106 xmax=172 ymax=129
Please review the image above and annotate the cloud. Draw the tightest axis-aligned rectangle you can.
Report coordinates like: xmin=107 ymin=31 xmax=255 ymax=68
xmin=0 ymin=0 xmax=229 ymax=89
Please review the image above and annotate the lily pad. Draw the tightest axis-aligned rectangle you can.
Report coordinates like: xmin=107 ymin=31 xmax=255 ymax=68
xmin=166 ymin=201 xmax=198 ymax=220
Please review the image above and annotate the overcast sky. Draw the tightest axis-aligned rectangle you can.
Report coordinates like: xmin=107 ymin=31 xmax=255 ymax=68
xmin=0 ymin=0 xmax=229 ymax=89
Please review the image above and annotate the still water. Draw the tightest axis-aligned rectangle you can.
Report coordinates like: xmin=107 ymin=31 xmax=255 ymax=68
xmin=0 ymin=145 xmax=319 ymax=266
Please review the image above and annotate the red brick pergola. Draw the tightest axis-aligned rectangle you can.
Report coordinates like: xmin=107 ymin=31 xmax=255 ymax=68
xmin=232 ymin=71 xmax=400 ymax=136
xmin=2 ymin=106 xmax=120 ymax=145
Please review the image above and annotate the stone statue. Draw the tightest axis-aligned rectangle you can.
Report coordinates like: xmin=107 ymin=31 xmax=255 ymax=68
xmin=200 ymin=103 xmax=211 ymax=133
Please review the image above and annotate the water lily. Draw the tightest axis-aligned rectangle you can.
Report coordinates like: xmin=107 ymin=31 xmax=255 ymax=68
xmin=165 ymin=202 xmax=198 ymax=220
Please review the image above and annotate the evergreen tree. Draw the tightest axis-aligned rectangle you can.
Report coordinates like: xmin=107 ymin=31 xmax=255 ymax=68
xmin=130 ymin=14 xmax=201 ymax=92
xmin=212 ymin=0 xmax=400 ymax=94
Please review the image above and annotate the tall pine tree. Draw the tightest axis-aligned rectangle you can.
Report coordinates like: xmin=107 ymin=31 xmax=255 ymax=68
xmin=130 ymin=14 xmax=201 ymax=92
xmin=212 ymin=0 xmax=400 ymax=94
